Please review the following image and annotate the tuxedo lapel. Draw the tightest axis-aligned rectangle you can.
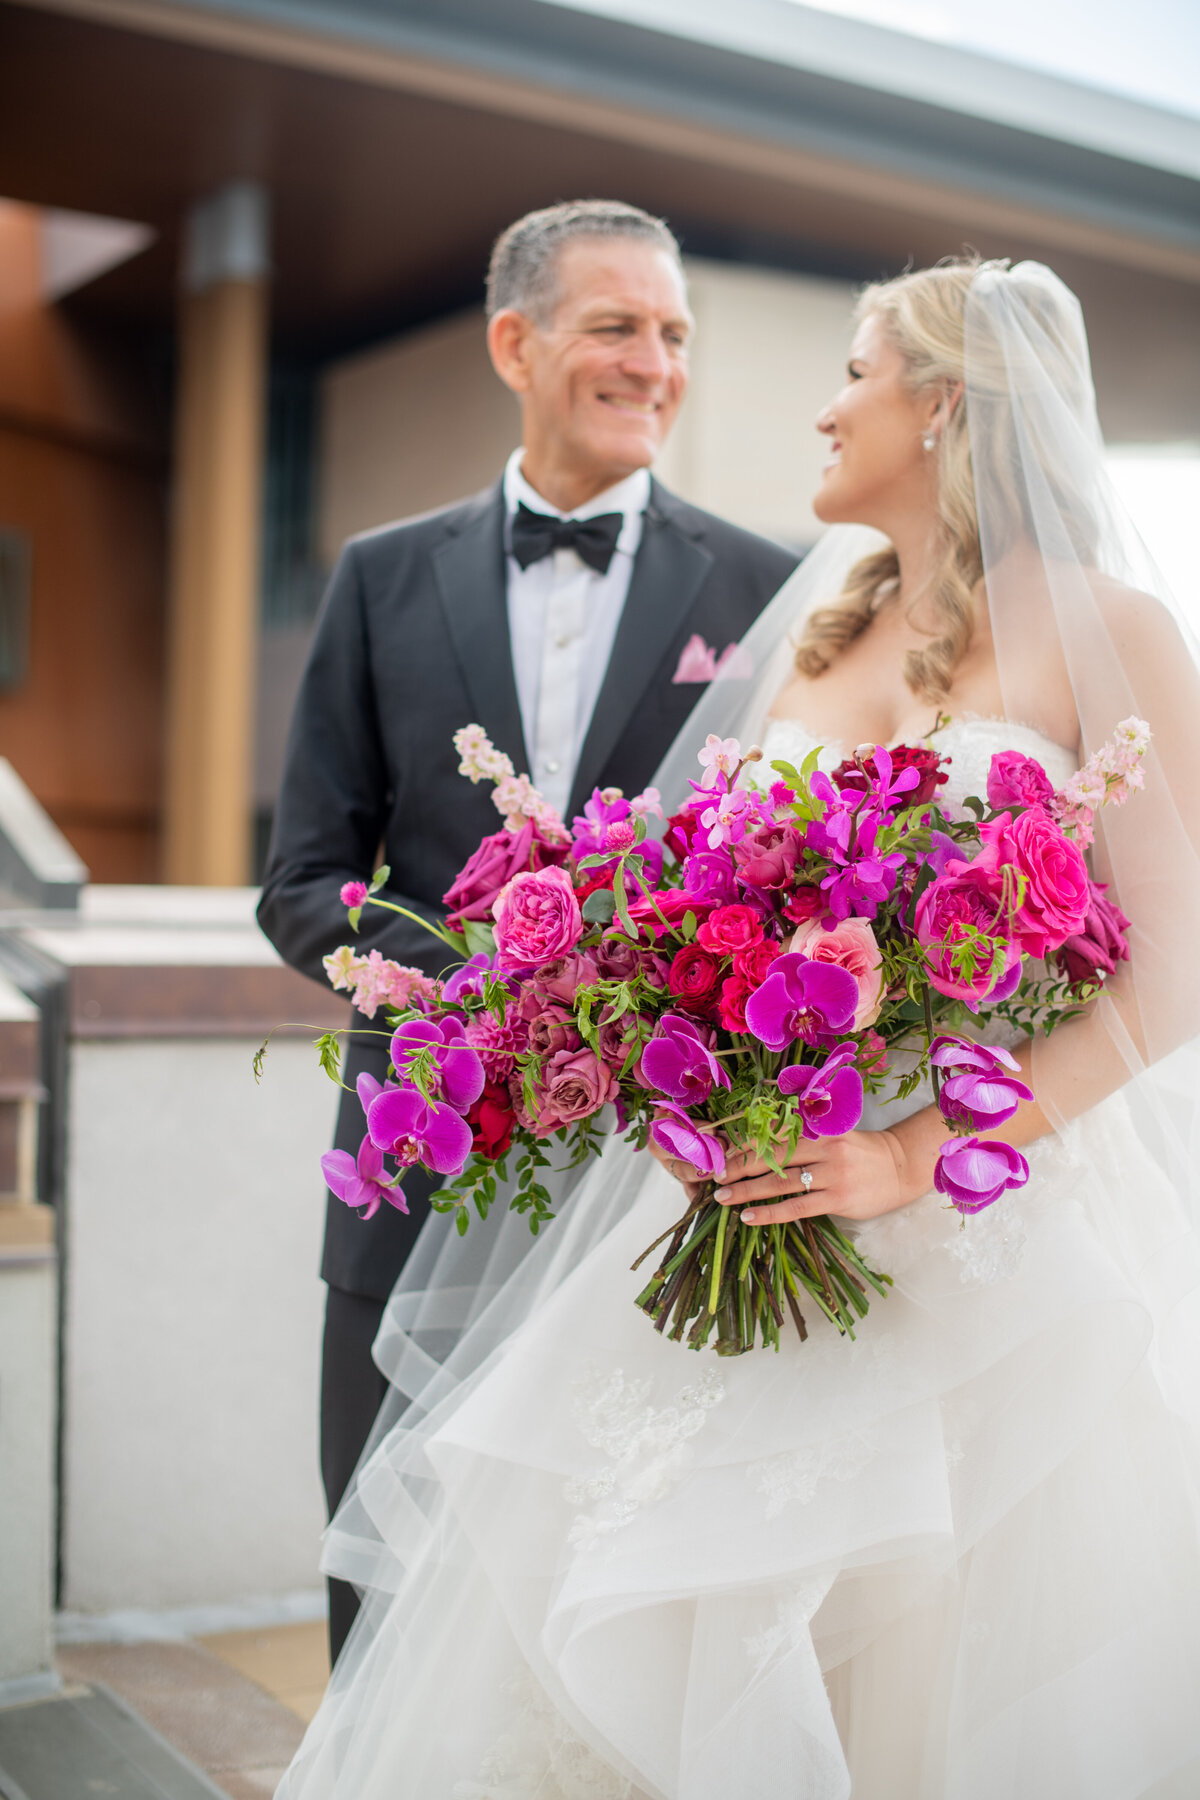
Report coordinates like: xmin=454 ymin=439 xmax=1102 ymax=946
xmin=430 ymin=484 xmax=530 ymax=774
xmin=568 ymin=485 xmax=713 ymax=816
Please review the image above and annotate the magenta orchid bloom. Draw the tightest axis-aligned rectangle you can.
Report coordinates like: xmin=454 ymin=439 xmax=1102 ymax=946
xmin=320 ymin=1134 xmax=404 ymax=1219
xmin=366 ymin=1084 xmax=473 ymax=1176
xmin=777 ymin=1044 xmax=864 ymax=1138
xmin=744 ymin=953 xmax=859 ymax=1051
xmin=649 ymin=1102 xmax=727 ymax=1180
xmin=934 ymin=1135 xmax=1029 ymax=1214
xmin=639 ymin=1013 xmax=732 ymax=1106
xmin=855 ymin=744 xmax=921 ymax=813
xmin=929 ymin=1036 xmax=1035 ymax=1130
xmin=390 ymin=1018 xmax=484 ymax=1114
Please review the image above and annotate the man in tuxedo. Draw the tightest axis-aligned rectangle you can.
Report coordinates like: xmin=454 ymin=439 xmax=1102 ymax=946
xmin=258 ymin=199 xmax=798 ymax=1662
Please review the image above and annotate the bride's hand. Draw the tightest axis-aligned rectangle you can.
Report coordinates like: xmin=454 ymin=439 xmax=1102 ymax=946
xmin=646 ymin=1135 xmax=704 ymax=1205
xmin=714 ymin=1129 xmax=925 ymax=1224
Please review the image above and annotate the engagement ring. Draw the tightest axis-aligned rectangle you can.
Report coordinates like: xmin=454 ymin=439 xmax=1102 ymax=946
xmin=800 ymin=1168 xmax=814 ymax=1193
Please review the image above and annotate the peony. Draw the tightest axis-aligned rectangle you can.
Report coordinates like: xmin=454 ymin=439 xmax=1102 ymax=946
xmin=787 ymin=917 xmax=883 ymax=1031
xmin=666 ymin=945 xmax=724 ymax=1017
xmin=986 ymin=750 xmax=1056 ymax=812
xmin=492 ymin=866 xmax=584 ymax=969
xmin=913 ymin=860 xmax=1019 ymax=1007
xmin=977 ymin=806 xmax=1089 ymax=958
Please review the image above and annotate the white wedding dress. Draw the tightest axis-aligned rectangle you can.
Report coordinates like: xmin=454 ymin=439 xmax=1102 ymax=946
xmin=278 ymin=718 xmax=1200 ymax=1800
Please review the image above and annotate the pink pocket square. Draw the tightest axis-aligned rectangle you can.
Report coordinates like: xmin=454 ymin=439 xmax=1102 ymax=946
xmin=672 ymin=635 xmax=753 ymax=684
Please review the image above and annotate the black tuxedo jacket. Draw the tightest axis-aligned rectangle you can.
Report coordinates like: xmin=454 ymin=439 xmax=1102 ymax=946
xmin=258 ymin=476 xmax=798 ymax=1299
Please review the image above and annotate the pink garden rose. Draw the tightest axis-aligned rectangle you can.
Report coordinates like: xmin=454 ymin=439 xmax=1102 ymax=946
xmin=914 ymin=860 xmax=1020 ymax=1006
xmin=787 ymin=917 xmax=884 ymax=1030
xmin=492 ymin=865 xmax=584 ymax=969
xmin=985 ymin=750 xmax=1056 ymax=812
xmin=977 ymin=806 xmax=1089 ymax=958
xmin=444 ymin=822 xmax=569 ymax=923
xmin=512 ymin=1046 xmax=618 ymax=1137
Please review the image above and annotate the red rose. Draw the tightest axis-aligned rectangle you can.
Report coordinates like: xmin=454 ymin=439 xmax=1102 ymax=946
xmin=664 ymin=807 xmax=705 ymax=861
xmin=467 ymin=1080 xmax=516 ymax=1158
xmin=733 ymin=939 xmax=780 ymax=985
xmin=666 ymin=944 xmax=724 ymax=1017
xmin=696 ymin=904 xmax=764 ymax=955
xmin=832 ymin=744 xmax=949 ymax=808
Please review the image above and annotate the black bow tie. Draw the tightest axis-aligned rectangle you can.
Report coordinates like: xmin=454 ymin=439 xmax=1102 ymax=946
xmin=510 ymin=502 xmax=624 ymax=575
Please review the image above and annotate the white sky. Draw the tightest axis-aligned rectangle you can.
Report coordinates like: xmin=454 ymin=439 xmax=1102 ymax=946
xmin=1107 ymin=453 xmax=1200 ymax=636
xmin=787 ymin=0 xmax=1200 ymax=117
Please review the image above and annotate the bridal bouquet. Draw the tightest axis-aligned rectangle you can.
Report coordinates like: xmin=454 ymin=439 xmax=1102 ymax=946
xmin=307 ymin=715 xmax=1148 ymax=1355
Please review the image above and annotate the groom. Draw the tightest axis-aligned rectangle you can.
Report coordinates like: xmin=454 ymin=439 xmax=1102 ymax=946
xmin=258 ymin=199 xmax=798 ymax=1661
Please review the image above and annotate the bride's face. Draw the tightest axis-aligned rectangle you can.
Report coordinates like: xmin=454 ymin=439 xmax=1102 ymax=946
xmin=813 ymin=313 xmax=936 ymax=528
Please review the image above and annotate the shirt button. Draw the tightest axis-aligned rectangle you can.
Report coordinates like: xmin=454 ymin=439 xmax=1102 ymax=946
xmin=544 ymin=758 xmax=561 ymax=774
xmin=556 ymin=633 xmax=574 ymax=649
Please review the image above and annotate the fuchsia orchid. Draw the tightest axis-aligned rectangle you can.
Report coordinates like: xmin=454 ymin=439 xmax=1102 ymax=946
xmin=639 ymin=1013 xmax=731 ymax=1107
xmin=320 ymin=1133 xmax=404 ymax=1218
xmin=929 ymin=1035 xmax=1034 ymax=1131
xmin=744 ymin=954 xmax=859 ymax=1051
xmin=777 ymin=1044 xmax=864 ymax=1138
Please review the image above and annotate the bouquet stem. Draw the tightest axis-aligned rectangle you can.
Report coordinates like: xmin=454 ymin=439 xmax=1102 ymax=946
xmin=633 ymin=1186 xmax=892 ymax=1355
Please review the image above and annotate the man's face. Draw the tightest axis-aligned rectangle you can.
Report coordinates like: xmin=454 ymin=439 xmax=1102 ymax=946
xmin=491 ymin=237 xmax=692 ymax=501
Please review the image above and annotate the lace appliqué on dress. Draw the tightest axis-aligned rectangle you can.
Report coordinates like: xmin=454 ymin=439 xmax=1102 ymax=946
xmin=565 ymin=1365 xmax=725 ymax=1545
xmin=747 ymin=1431 xmax=877 ymax=1519
xmin=947 ymin=1190 xmax=1029 ymax=1285
xmin=743 ymin=1580 xmax=834 ymax=1678
xmin=453 ymin=1670 xmax=634 ymax=1800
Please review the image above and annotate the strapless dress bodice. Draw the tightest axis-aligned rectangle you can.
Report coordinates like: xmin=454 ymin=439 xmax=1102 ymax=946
xmin=755 ymin=714 xmax=1077 ymax=818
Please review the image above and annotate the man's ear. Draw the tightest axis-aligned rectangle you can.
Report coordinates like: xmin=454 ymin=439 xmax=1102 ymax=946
xmin=487 ymin=309 xmax=536 ymax=395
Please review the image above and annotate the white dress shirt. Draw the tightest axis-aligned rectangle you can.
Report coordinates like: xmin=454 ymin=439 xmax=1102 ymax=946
xmin=503 ymin=448 xmax=650 ymax=819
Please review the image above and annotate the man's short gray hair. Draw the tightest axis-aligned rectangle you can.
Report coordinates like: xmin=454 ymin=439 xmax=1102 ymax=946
xmin=486 ymin=200 xmax=683 ymax=324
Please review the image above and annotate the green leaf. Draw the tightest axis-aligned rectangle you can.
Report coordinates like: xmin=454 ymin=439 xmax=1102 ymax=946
xmin=370 ymin=865 xmax=390 ymax=892
xmin=347 ymin=905 xmax=362 ymax=933
xmin=582 ymin=888 xmax=617 ymax=924
xmin=612 ymin=864 xmax=638 ymax=941
xmin=461 ymin=918 xmax=497 ymax=958
xmin=251 ymin=1040 xmax=268 ymax=1084
xmin=313 ymin=1030 xmax=346 ymax=1087
xmin=962 ymin=795 xmax=985 ymax=819
xmin=455 ymin=1208 xmax=470 ymax=1236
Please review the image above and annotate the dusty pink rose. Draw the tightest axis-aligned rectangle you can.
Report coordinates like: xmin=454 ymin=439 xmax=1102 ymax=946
xmin=524 ymin=1005 xmax=582 ymax=1058
xmin=985 ymin=751 xmax=1056 ymax=812
xmin=977 ymin=805 xmax=1089 ymax=958
xmin=492 ymin=865 xmax=584 ymax=969
xmin=513 ymin=1046 xmax=618 ymax=1136
xmin=534 ymin=951 xmax=600 ymax=1003
xmin=787 ymin=917 xmax=884 ymax=1030
xmin=444 ymin=822 xmax=569 ymax=923
xmin=596 ymin=1009 xmax=647 ymax=1078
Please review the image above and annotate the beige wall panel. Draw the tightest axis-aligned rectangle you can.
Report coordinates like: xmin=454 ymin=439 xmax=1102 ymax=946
xmin=318 ymin=309 xmax=520 ymax=560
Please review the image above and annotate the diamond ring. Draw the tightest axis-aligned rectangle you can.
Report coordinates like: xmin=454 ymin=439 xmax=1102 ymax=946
xmin=799 ymin=1167 xmax=814 ymax=1193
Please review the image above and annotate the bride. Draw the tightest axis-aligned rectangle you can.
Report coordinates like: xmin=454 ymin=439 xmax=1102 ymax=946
xmin=277 ymin=258 xmax=1200 ymax=1798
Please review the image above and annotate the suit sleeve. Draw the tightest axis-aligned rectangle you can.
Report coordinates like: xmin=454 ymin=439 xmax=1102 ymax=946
xmin=256 ymin=541 xmax=446 ymax=987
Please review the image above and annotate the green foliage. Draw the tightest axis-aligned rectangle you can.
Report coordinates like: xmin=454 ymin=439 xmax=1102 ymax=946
xmin=582 ymin=888 xmax=617 ymax=924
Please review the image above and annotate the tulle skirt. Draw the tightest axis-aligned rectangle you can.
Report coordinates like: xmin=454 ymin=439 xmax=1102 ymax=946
xmin=277 ymin=1082 xmax=1200 ymax=1799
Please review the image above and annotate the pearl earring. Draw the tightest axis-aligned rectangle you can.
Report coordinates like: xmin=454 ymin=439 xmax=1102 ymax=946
xmin=922 ymin=433 xmax=937 ymax=451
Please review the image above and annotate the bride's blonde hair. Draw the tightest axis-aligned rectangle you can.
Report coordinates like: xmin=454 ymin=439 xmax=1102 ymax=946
xmin=795 ymin=255 xmax=986 ymax=702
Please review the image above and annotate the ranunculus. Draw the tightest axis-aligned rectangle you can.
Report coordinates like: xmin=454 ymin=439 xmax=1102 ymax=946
xmin=985 ymin=750 xmax=1056 ymax=812
xmin=444 ymin=821 xmax=568 ymax=922
xmin=639 ymin=1013 xmax=731 ymax=1106
xmin=934 ymin=1135 xmax=1029 ymax=1215
xmin=717 ymin=975 xmax=753 ymax=1033
xmin=492 ymin=865 xmax=584 ymax=969
xmin=732 ymin=822 xmax=802 ymax=888
xmin=466 ymin=1080 xmax=517 ymax=1158
xmin=976 ymin=806 xmax=1089 ymax=958
xmin=787 ymin=917 xmax=883 ymax=1031
xmin=696 ymin=904 xmax=764 ymax=956
xmin=1052 ymin=878 xmax=1131 ymax=993
xmin=913 ymin=860 xmax=1020 ymax=1007
xmin=516 ymin=1046 xmax=617 ymax=1137
xmin=666 ymin=945 xmax=724 ymax=1017
xmin=744 ymin=953 xmax=859 ymax=1052
xmin=777 ymin=1043 xmax=864 ymax=1138
xmin=833 ymin=744 xmax=949 ymax=808
xmin=649 ymin=1102 xmax=727 ymax=1180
